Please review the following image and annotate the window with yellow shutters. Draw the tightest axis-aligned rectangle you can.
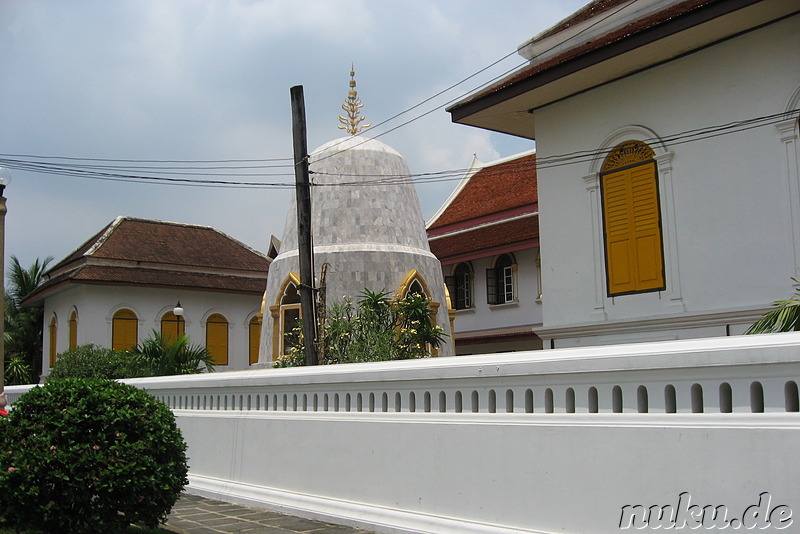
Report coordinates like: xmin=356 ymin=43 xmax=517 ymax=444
xmin=68 ymin=310 xmax=78 ymax=351
xmin=112 ymin=309 xmax=138 ymax=351
xmin=600 ymin=141 xmax=665 ymax=296
xmin=249 ymin=315 xmax=261 ymax=365
xmin=206 ymin=314 xmax=229 ymax=366
xmin=49 ymin=315 xmax=58 ymax=366
xmin=160 ymin=311 xmax=185 ymax=343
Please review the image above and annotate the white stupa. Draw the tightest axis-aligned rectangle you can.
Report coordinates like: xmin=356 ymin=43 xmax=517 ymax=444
xmin=259 ymin=69 xmax=454 ymax=363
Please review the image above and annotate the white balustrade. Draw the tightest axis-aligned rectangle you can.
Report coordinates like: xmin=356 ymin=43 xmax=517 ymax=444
xmin=5 ymin=332 xmax=800 ymax=533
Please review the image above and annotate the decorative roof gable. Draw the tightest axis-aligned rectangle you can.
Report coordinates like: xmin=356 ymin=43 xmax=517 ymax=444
xmin=427 ymin=151 xmax=539 ymax=264
xmin=427 ymin=150 xmax=537 ymax=230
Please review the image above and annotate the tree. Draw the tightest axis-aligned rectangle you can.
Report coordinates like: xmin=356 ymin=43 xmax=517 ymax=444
xmin=48 ymin=345 xmax=143 ymax=380
xmin=746 ymin=279 xmax=800 ymax=334
xmin=4 ymin=255 xmax=53 ymax=383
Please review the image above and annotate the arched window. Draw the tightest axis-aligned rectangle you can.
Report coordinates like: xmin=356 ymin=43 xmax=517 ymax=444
xmin=487 ymin=253 xmax=517 ymax=304
xmin=446 ymin=262 xmax=473 ymax=310
xmin=600 ymin=140 xmax=665 ymax=296
xmin=248 ymin=315 xmax=261 ymax=365
xmin=206 ymin=313 xmax=229 ymax=366
xmin=112 ymin=309 xmax=138 ymax=351
xmin=280 ymin=280 xmax=302 ymax=357
xmin=49 ymin=314 xmax=58 ymax=366
xmin=269 ymin=274 xmax=304 ymax=361
xmin=397 ymin=270 xmax=442 ymax=357
xmin=68 ymin=309 xmax=78 ymax=351
xmin=160 ymin=311 xmax=185 ymax=343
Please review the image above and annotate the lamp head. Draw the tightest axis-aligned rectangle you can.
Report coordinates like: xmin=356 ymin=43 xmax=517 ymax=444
xmin=173 ymin=301 xmax=184 ymax=317
xmin=0 ymin=167 xmax=12 ymax=195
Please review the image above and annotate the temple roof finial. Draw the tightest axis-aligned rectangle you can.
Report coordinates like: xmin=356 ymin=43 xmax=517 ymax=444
xmin=338 ymin=64 xmax=370 ymax=136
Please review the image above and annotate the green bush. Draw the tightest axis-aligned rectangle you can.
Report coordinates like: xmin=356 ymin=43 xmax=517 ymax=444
xmin=0 ymin=378 xmax=188 ymax=533
xmin=48 ymin=344 xmax=143 ymax=380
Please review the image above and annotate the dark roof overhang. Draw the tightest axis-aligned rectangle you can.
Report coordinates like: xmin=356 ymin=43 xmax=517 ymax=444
xmin=447 ymin=0 xmax=799 ymax=139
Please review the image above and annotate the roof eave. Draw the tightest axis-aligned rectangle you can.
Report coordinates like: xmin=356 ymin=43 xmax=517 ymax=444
xmin=448 ymin=0 xmax=796 ymax=139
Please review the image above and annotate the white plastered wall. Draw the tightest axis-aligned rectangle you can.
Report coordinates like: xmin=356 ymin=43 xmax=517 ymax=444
xmin=535 ymin=16 xmax=800 ymax=345
xmin=41 ymin=285 xmax=262 ymax=377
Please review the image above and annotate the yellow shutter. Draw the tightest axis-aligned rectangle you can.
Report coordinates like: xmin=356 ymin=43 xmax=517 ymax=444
xmin=630 ymin=163 xmax=664 ymax=290
xmin=112 ymin=309 xmax=138 ymax=351
xmin=249 ymin=316 xmax=261 ymax=365
xmin=206 ymin=314 xmax=229 ymax=366
xmin=49 ymin=317 xmax=58 ymax=366
xmin=161 ymin=312 xmax=185 ymax=343
xmin=68 ymin=311 xmax=78 ymax=351
xmin=602 ymin=161 xmax=664 ymax=295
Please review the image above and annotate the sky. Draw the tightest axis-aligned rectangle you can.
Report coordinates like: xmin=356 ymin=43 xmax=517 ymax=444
xmin=0 ymin=0 xmax=586 ymax=273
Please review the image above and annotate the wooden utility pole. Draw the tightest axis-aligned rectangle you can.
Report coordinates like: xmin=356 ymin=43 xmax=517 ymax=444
xmin=290 ymin=85 xmax=318 ymax=366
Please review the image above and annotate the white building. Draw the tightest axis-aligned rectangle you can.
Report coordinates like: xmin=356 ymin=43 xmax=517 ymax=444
xmin=427 ymin=150 xmax=542 ymax=354
xmin=23 ymin=216 xmax=272 ymax=375
xmin=448 ymin=0 xmax=800 ymax=348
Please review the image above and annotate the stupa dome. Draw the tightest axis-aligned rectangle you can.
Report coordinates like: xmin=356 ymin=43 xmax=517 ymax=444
xmin=257 ymin=70 xmax=454 ymax=364
xmin=279 ymin=135 xmax=429 ymax=251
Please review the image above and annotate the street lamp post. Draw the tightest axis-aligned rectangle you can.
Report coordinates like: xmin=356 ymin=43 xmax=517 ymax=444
xmin=0 ymin=167 xmax=12 ymax=392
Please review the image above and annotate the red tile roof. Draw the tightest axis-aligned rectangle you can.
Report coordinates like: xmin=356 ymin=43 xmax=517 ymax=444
xmin=429 ymin=216 xmax=538 ymax=264
xmin=428 ymin=153 xmax=537 ymax=230
xmin=22 ymin=217 xmax=270 ymax=305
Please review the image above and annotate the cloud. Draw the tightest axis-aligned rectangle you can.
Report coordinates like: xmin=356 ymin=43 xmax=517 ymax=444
xmin=0 ymin=0 xmax=584 ymax=270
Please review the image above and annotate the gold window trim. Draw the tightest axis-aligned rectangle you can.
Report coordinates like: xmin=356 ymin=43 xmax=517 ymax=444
xmin=271 ymin=272 xmax=301 ymax=361
xmin=601 ymin=140 xmax=655 ymax=173
xmin=397 ymin=269 xmax=441 ymax=357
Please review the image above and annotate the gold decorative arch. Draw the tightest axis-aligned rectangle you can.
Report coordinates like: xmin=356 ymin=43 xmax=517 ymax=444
xmin=397 ymin=269 xmax=432 ymax=300
xmin=269 ymin=273 xmax=301 ymax=361
xmin=601 ymin=140 xmax=655 ymax=172
xmin=397 ymin=269 xmax=442 ymax=357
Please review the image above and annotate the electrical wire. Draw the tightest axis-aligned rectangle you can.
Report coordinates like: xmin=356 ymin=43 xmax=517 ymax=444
xmin=309 ymin=0 xmax=641 ymax=166
xmin=0 ymin=1 xmax=642 ymax=186
xmin=1 ymin=108 xmax=795 ymax=189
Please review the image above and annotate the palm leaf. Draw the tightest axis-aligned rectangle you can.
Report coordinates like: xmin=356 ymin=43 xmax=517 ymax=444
xmin=747 ymin=282 xmax=800 ymax=334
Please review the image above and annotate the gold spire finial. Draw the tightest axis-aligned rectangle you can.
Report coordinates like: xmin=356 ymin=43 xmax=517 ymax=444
xmin=338 ymin=64 xmax=370 ymax=136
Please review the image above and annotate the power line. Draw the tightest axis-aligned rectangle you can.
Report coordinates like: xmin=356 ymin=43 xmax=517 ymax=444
xmin=1 ymin=108 xmax=795 ymax=189
xmin=309 ymin=0 xmax=641 ymax=165
xmin=0 ymin=1 xmax=638 ymax=181
xmin=0 ymin=153 xmax=294 ymax=163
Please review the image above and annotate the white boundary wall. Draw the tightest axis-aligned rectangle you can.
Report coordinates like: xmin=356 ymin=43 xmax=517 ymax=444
xmin=6 ymin=332 xmax=800 ymax=533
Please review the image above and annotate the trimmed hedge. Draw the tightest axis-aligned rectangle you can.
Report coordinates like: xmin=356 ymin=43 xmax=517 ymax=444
xmin=0 ymin=378 xmax=188 ymax=533
xmin=48 ymin=344 xmax=143 ymax=380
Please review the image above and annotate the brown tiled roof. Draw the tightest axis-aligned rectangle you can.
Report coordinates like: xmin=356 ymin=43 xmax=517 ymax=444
xmin=428 ymin=153 xmax=537 ymax=230
xmin=51 ymin=217 xmax=269 ymax=272
xmin=429 ymin=216 xmax=539 ymax=263
xmin=47 ymin=265 xmax=265 ymax=294
xmin=534 ymin=0 xmax=630 ymax=41
xmin=22 ymin=217 xmax=270 ymax=306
